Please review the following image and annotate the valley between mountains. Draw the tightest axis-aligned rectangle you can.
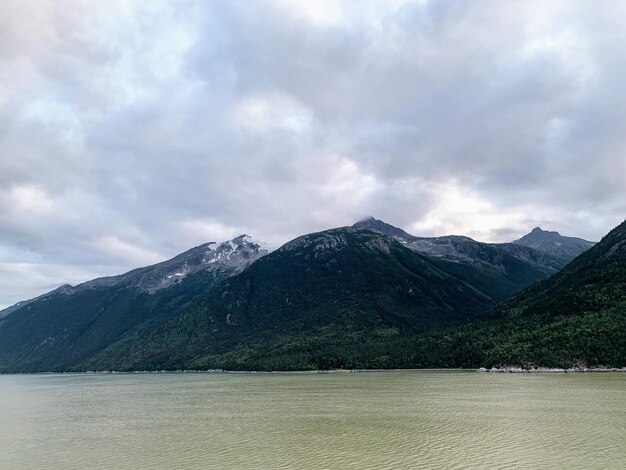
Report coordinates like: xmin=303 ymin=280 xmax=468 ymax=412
xmin=0 ymin=217 xmax=623 ymax=373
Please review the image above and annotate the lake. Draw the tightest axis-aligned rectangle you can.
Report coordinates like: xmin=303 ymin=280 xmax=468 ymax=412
xmin=1 ymin=371 xmax=624 ymax=469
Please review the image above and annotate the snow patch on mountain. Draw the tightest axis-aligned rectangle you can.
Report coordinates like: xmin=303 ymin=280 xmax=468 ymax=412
xmin=1 ymin=235 xmax=275 ymax=320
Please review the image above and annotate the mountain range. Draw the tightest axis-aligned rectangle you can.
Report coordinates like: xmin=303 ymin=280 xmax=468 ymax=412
xmin=354 ymin=217 xmax=578 ymax=301
xmin=411 ymin=219 xmax=626 ymax=368
xmin=0 ymin=217 xmax=618 ymax=373
xmin=83 ymin=227 xmax=495 ymax=371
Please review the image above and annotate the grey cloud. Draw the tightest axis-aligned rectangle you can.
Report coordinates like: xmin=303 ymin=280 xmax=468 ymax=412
xmin=0 ymin=0 xmax=625 ymax=306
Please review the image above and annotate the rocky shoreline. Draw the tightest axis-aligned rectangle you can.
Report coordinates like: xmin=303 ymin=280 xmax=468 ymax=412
xmin=478 ymin=366 xmax=626 ymax=373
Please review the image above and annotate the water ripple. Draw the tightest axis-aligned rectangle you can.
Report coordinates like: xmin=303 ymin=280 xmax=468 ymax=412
xmin=0 ymin=372 xmax=625 ymax=469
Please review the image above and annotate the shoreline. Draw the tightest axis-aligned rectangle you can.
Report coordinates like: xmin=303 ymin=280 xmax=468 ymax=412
xmin=477 ymin=366 xmax=626 ymax=373
xmin=2 ymin=366 xmax=626 ymax=376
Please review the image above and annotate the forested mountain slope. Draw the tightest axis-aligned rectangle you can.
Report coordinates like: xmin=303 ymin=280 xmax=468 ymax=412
xmin=85 ymin=227 xmax=495 ymax=371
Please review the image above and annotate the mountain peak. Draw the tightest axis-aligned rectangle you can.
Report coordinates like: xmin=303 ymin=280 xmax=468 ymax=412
xmin=530 ymin=226 xmax=561 ymax=236
xmin=353 ymin=216 xmax=415 ymax=241
xmin=231 ymin=234 xmax=252 ymax=246
xmin=514 ymin=226 xmax=594 ymax=260
xmin=70 ymin=234 xmax=274 ymax=295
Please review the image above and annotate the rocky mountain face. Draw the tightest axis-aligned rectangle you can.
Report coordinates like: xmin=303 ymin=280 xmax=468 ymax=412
xmin=0 ymin=235 xmax=270 ymax=318
xmin=354 ymin=217 xmax=580 ymax=267
xmin=513 ymin=226 xmax=595 ymax=261
xmin=84 ymin=227 xmax=495 ymax=372
xmin=0 ymin=235 xmax=271 ymax=372
xmin=353 ymin=217 xmax=572 ymax=301
xmin=66 ymin=234 xmax=271 ymax=294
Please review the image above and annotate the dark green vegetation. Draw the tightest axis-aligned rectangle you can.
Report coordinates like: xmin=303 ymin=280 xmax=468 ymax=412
xmin=84 ymin=228 xmax=495 ymax=371
xmin=428 ymin=253 xmax=552 ymax=303
xmin=0 ymin=270 xmax=228 ymax=372
xmin=0 ymin=235 xmax=267 ymax=372
xmin=0 ymin=219 xmax=620 ymax=373
xmin=88 ymin=221 xmax=621 ymax=372
xmin=202 ymin=219 xmax=622 ymax=371
xmin=428 ymin=218 xmax=626 ymax=368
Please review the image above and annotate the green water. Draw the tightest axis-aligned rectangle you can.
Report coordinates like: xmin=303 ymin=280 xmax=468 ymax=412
xmin=0 ymin=371 xmax=624 ymax=469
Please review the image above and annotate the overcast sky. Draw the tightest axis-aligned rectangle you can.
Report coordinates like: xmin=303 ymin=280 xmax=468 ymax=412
xmin=1 ymin=0 xmax=625 ymax=307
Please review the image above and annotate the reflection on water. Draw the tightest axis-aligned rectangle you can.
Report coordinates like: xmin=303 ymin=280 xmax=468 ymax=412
xmin=1 ymin=371 xmax=625 ymax=469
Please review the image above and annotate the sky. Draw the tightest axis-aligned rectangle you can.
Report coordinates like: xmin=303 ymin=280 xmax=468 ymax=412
xmin=1 ymin=0 xmax=625 ymax=307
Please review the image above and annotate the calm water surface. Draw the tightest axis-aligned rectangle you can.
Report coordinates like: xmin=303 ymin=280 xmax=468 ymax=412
xmin=1 ymin=371 xmax=625 ymax=469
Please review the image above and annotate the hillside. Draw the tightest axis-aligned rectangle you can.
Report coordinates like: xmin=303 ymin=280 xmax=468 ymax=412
xmin=85 ymin=227 xmax=495 ymax=371
xmin=0 ymin=236 xmax=270 ymax=372
xmin=408 ymin=219 xmax=626 ymax=368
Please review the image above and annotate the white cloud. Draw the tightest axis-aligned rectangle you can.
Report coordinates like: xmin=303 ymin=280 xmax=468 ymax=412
xmin=7 ymin=185 xmax=54 ymax=214
xmin=229 ymin=92 xmax=313 ymax=134
xmin=0 ymin=0 xmax=625 ymax=305
xmin=0 ymin=260 xmax=123 ymax=309
xmin=88 ymin=235 xmax=164 ymax=266
xmin=176 ymin=219 xmax=241 ymax=246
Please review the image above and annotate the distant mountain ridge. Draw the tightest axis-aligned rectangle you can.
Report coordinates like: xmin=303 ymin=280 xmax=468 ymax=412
xmin=353 ymin=217 xmax=583 ymax=301
xmin=76 ymin=234 xmax=271 ymax=293
xmin=514 ymin=226 xmax=595 ymax=261
xmin=0 ymin=234 xmax=271 ymax=319
xmin=354 ymin=217 xmax=592 ymax=264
